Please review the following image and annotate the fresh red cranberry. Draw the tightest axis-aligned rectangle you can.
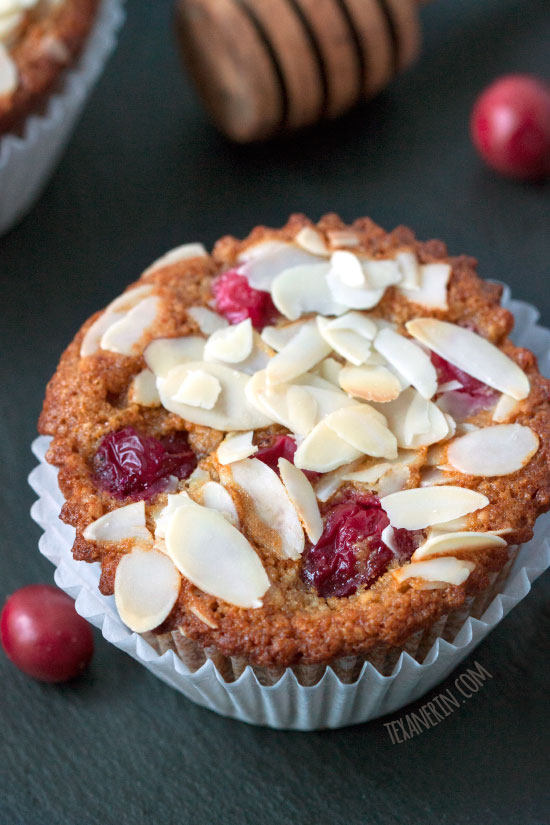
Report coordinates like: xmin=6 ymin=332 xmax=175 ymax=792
xmin=93 ymin=427 xmax=196 ymax=500
xmin=303 ymin=493 xmax=392 ymax=598
xmin=471 ymin=74 xmax=550 ymax=179
xmin=1 ymin=585 xmax=94 ymax=683
xmin=213 ymin=268 xmax=277 ymax=328
xmin=255 ymin=434 xmax=319 ymax=483
xmin=431 ymin=352 xmax=497 ymax=406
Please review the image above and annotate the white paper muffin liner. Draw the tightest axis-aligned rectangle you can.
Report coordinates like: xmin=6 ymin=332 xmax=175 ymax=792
xmin=0 ymin=0 xmax=125 ymax=236
xmin=28 ymin=287 xmax=550 ymax=729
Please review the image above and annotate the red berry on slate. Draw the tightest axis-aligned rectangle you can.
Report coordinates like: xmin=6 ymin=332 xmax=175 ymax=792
xmin=1 ymin=585 xmax=94 ymax=683
xmin=213 ymin=268 xmax=277 ymax=328
xmin=93 ymin=427 xmax=196 ymax=500
xmin=471 ymin=74 xmax=550 ymax=179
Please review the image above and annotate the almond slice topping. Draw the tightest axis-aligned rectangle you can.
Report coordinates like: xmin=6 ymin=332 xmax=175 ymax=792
xmin=326 ymin=268 xmax=385 ymax=310
xmin=392 ymin=557 xmax=475 ymax=586
xmin=378 ymin=388 xmax=451 ymax=448
xmin=406 ymin=318 xmax=530 ymax=400
xmin=80 ymin=284 xmax=155 ymax=357
xmin=229 ymin=458 xmax=304 ymax=559
xmin=204 ymin=318 xmax=253 ymax=364
xmin=154 ymin=491 xmax=196 ymax=539
xmin=295 ymin=227 xmax=330 ymax=256
xmin=374 ymin=327 xmax=437 ymax=399
xmin=239 ymin=240 xmax=319 ymax=291
xmin=114 ymin=547 xmax=181 ymax=633
xmin=266 ymin=322 xmax=331 ymax=385
xmin=396 ymin=251 xmax=420 ymax=290
xmin=171 ymin=369 xmax=221 ymax=409
xmin=447 ymin=424 xmax=539 ymax=477
xmin=316 ymin=316 xmax=372 ymax=365
xmin=295 ymin=421 xmax=362 ymax=473
xmin=100 ymin=296 xmax=160 ymax=355
xmin=278 ymin=458 xmax=323 ymax=544
xmin=324 ymin=404 xmax=398 ymax=459
xmin=260 ymin=320 xmax=308 ymax=352
xmin=492 ymin=393 xmax=520 ymax=423
xmin=412 ymin=531 xmax=507 ymax=561
xmin=144 ymin=336 xmax=205 ymax=377
xmin=187 ymin=306 xmax=228 ymax=335
xmin=398 ymin=263 xmax=451 ymax=309
xmin=329 ymin=250 xmax=366 ymax=287
xmin=158 ymin=361 xmax=272 ymax=430
xmin=0 ymin=44 xmax=17 ymax=96
xmin=217 ymin=431 xmax=258 ymax=464
xmin=196 ymin=481 xmax=240 ymax=526
xmin=361 ymin=258 xmax=402 ymax=289
xmin=83 ymin=501 xmax=151 ymax=542
xmin=380 ymin=486 xmax=488 ymax=530
xmin=165 ymin=505 xmax=270 ymax=608
xmin=287 ymin=385 xmax=318 ymax=434
xmin=339 ymin=365 xmax=401 ymax=402
xmin=142 ymin=243 xmax=207 ymax=276
xmin=129 ymin=368 xmax=161 ymax=406
xmin=271 ymin=262 xmax=346 ymax=320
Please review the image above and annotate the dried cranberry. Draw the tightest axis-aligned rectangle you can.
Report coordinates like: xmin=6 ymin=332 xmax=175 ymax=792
xmin=213 ymin=268 xmax=277 ymax=328
xmin=255 ymin=434 xmax=319 ymax=483
xmin=303 ymin=493 xmax=393 ymax=598
xmin=93 ymin=427 xmax=196 ymax=500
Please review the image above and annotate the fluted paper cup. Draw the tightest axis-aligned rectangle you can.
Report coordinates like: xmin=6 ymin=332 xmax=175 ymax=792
xmin=0 ymin=0 xmax=125 ymax=236
xmin=28 ymin=288 xmax=550 ymax=729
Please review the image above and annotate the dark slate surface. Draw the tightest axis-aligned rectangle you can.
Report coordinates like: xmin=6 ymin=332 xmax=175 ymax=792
xmin=1 ymin=0 xmax=550 ymax=822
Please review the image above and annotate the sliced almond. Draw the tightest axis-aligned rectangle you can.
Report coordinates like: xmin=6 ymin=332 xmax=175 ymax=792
xmin=158 ymin=361 xmax=272 ymax=430
xmin=217 ymin=431 xmax=258 ymax=464
xmin=278 ymin=458 xmax=323 ymax=544
xmin=107 ymin=284 xmax=156 ymax=313
xmin=295 ymin=421 xmax=362 ymax=473
xmin=492 ymin=393 xmax=519 ymax=423
xmin=374 ymin=327 xmax=437 ymax=399
xmin=204 ymin=318 xmax=253 ymax=364
xmin=187 ymin=306 xmax=228 ymax=335
xmin=236 ymin=332 xmax=274 ymax=375
xmin=114 ymin=547 xmax=181 ymax=633
xmin=398 ymin=263 xmax=451 ymax=309
xmin=142 ymin=243 xmax=207 ymax=276
xmin=378 ymin=388 xmax=451 ymax=449
xmin=447 ymin=424 xmax=539 ymax=477
xmin=287 ymin=385 xmax=318 ymax=435
xmin=412 ymin=531 xmax=507 ymax=561
xmin=381 ymin=486 xmax=488 ymax=530
xmin=165 ymin=505 xmax=270 ymax=608
xmin=339 ymin=365 xmax=401 ymax=402
xmin=342 ymin=462 xmax=392 ymax=484
xmin=196 ymin=481 xmax=240 ymax=526
xmin=326 ymin=267 xmax=385 ymax=310
xmin=0 ymin=44 xmax=18 ymax=95
xmin=154 ymin=491 xmax=197 ymax=539
xmin=80 ymin=310 xmax=125 ymax=358
xmin=329 ymin=250 xmax=366 ymax=287
xmin=271 ymin=263 xmax=346 ymax=320
xmin=239 ymin=240 xmax=318 ymax=291
xmin=83 ymin=501 xmax=151 ymax=542
xmin=295 ymin=227 xmax=330 ymax=257
xmin=100 ymin=296 xmax=160 ymax=355
xmin=318 ymin=357 xmax=343 ymax=386
xmin=266 ymin=322 xmax=331 ymax=385
xmin=144 ymin=336 xmax=205 ymax=377
xmin=316 ymin=316 xmax=372 ymax=365
xmin=129 ymin=368 xmax=161 ymax=406
xmin=324 ymin=404 xmax=398 ymax=459
xmin=362 ymin=258 xmax=402 ymax=289
xmin=172 ymin=368 xmax=221 ymax=409
xmin=406 ymin=318 xmax=530 ymax=400
xmin=378 ymin=464 xmax=411 ymax=496
xmin=314 ymin=458 xmax=364 ymax=501
xmin=229 ymin=458 xmax=304 ymax=559
xmin=327 ymin=230 xmax=359 ymax=248
xmin=392 ymin=557 xmax=475 ymax=586
xmin=396 ymin=251 xmax=420 ymax=290
xmin=260 ymin=320 xmax=308 ymax=352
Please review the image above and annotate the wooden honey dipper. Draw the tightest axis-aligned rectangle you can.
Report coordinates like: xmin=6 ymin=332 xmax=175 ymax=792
xmin=175 ymin=0 xmax=427 ymax=142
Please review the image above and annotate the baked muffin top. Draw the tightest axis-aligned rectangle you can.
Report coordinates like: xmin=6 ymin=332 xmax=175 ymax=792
xmin=39 ymin=214 xmax=550 ymax=667
xmin=0 ymin=0 xmax=99 ymax=134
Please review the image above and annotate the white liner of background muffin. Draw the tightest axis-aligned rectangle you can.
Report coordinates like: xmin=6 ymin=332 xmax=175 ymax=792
xmin=0 ymin=0 xmax=125 ymax=236
xmin=28 ymin=288 xmax=550 ymax=729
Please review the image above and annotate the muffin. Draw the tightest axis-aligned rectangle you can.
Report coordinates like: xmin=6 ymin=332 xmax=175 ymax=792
xmin=38 ymin=214 xmax=550 ymax=680
xmin=0 ymin=0 xmax=99 ymax=134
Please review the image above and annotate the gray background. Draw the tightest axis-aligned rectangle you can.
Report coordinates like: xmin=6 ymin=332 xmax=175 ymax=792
xmin=1 ymin=0 xmax=549 ymax=822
